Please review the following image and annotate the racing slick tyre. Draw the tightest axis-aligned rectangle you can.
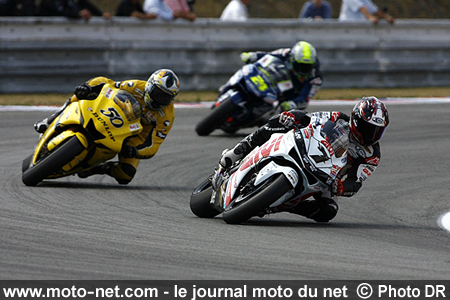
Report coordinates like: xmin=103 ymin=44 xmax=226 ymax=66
xmin=190 ymin=178 xmax=220 ymax=218
xmin=22 ymin=136 xmax=85 ymax=186
xmin=222 ymin=174 xmax=292 ymax=224
xmin=22 ymin=154 xmax=33 ymax=173
xmin=195 ymin=98 xmax=239 ymax=136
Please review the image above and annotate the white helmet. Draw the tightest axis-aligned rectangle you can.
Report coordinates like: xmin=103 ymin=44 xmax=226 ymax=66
xmin=144 ymin=69 xmax=180 ymax=111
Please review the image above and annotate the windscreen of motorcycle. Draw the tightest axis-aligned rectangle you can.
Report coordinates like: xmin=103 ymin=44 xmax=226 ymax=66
xmin=113 ymin=90 xmax=142 ymax=122
xmin=259 ymin=58 xmax=292 ymax=93
xmin=301 ymin=119 xmax=350 ymax=183
xmin=320 ymin=119 xmax=350 ymax=158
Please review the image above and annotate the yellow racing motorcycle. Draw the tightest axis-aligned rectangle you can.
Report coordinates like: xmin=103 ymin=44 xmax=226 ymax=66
xmin=22 ymin=84 xmax=143 ymax=186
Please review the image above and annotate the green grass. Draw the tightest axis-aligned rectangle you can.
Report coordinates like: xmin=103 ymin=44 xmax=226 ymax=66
xmin=1 ymin=87 xmax=449 ymax=106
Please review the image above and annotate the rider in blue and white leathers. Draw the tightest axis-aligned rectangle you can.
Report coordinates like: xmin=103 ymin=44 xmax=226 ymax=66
xmin=219 ymin=97 xmax=389 ymax=222
xmin=239 ymin=40 xmax=323 ymax=110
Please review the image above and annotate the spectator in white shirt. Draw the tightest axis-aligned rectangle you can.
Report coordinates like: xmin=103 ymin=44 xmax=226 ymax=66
xmin=220 ymin=0 xmax=251 ymax=21
xmin=339 ymin=0 xmax=394 ymax=25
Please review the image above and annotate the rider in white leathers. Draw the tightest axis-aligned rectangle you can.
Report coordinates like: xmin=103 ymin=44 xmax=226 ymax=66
xmin=220 ymin=96 xmax=389 ymax=222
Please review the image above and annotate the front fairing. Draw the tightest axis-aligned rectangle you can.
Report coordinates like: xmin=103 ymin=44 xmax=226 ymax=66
xmin=31 ymin=85 xmax=144 ymax=177
xmin=78 ymin=85 xmax=143 ymax=153
xmin=225 ymin=55 xmax=285 ymax=103
xmin=299 ymin=120 xmax=349 ymax=185
xmin=242 ymin=64 xmax=277 ymax=100
xmin=222 ymin=132 xmax=299 ymax=209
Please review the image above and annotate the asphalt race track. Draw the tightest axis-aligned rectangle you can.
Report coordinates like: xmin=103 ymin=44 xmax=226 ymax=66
xmin=1 ymin=101 xmax=449 ymax=280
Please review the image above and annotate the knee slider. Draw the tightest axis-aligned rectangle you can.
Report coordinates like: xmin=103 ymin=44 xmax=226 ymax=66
xmin=121 ymin=163 xmax=137 ymax=178
xmin=111 ymin=163 xmax=136 ymax=185
xmin=116 ymin=178 xmax=132 ymax=185
xmin=313 ymin=198 xmax=338 ymax=223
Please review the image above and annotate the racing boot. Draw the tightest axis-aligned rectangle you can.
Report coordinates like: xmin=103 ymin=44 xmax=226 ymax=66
xmin=34 ymin=117 xmax=50 ymax=133
xmin=34 ymin=99 xmax=71 ymax=133
xmin=288 ymin=198 xmax=338 ymax=223
xmin=78 ymin=162 xmax=114 ymax=179
xmin=219 ymin=140 xmax=251 ymax=169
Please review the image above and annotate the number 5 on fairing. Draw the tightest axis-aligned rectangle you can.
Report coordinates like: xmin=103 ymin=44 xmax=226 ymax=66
xmin=101 ymin=107 xmax=124 ymax=128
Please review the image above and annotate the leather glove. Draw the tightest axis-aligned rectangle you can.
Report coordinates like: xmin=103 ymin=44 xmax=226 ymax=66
xmin=74 ymin=83 xmax=93 ymax=99
xmin=278 ymin=111 xmax=296 ymax=128
xmin=308 ymin=77 xmax=322 ymax=99
xmin=120 ymin=145 xmax=138 ymax=158
xmin=279 ymin=101 xmax=297 ymax=112
xmin=332 ymin=179 xmax=344 ymax=196
xmin=240 ymin=52 xmax=257 ymax=64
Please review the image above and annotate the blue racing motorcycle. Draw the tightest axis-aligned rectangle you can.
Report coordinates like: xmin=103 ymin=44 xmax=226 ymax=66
xmin=195 ymin=54 xmax=294 ymax=136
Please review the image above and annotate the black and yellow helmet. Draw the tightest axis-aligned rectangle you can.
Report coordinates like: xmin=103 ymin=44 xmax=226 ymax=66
xmin=144 ymin=69 xmax=180 ymax=111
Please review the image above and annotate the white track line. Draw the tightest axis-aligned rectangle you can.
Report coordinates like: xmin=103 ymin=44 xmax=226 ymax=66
xmin=438 ymin=211 xmax=450 ymax=233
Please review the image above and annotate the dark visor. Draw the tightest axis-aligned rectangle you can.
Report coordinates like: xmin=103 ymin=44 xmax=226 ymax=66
xmin=358 ymin=121 xmax=385 ymax=145
xmin=293 ymin=61 xmax=313 ymax=74
xmin=149 ymin=86 xmax=174 ymax=108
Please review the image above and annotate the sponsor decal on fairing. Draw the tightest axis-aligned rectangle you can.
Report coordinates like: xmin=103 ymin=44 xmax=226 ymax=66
xmin=105 ymin=88 xmax=113 ymax=99
xmin=129 ymin=123 xmax=140 ymax=131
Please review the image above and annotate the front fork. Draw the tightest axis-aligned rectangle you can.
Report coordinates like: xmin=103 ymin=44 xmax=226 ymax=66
xmin=210 ymin=165 xmax=226 ymax=212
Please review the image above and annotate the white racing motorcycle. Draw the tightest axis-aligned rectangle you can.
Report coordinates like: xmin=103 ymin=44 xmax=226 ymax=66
xmin=190 ymin=117 xmax=350 ymax=224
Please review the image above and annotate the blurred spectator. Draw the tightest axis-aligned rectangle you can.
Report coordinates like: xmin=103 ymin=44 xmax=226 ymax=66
xmin=116 ymin=0 xmax=157 ymax=19
xmin=220 ymin=0 xmax=250 ymax=21
xmin=38 ymin=0 xmax=112 ymax=20
xmin=165 ymin=0 xmax=196 ymax=21
xmin=339 ymin=0 xmax=394 ymax=25
xmin=143 ymin=0 xmax=196 ymax=21
xmin=0 ymin=0 xmax=35 ymax=16
xmin=299 ymin=0 xmax=332 ymax=20
xmin=186 ymin=0 xmax=195 ymax=12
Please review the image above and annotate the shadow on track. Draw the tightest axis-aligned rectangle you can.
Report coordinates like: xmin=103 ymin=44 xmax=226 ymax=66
xmin=36 ymin=181 xmax=194 ymax=192
xmin=188 ymin=215 xmax=435 ymax=231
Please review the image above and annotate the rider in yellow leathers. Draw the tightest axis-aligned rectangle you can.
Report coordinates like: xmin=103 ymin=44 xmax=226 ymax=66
xmin=34 ymin=69 xmax=180 ymax=184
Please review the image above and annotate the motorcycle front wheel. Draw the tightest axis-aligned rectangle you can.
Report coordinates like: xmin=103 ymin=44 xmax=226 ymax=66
xmin=22 ymin=136 xmax=85 ymax=186
xmin=195 ymin=98 xmax=238 ymax=136
xmin=190 ymin=177 xmax=221 ymax=218
xmin=222 ymin=174 xmax=292 ymax=224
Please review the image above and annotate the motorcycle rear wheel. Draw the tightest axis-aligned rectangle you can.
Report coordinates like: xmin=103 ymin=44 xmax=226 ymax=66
xmin=195 ymin=98 xmax=238 ymax=136
xmin=222 ymin=174 xmax=292 ymax=224
xmin=22 ymin=136 xmax=85 ymax=186
xmin=190 ymin=178 xmax=220 ymax=218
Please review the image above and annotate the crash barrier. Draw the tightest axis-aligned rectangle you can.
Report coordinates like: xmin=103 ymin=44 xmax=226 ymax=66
xmin=1 ymin=17 xmax=450 ymax=93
